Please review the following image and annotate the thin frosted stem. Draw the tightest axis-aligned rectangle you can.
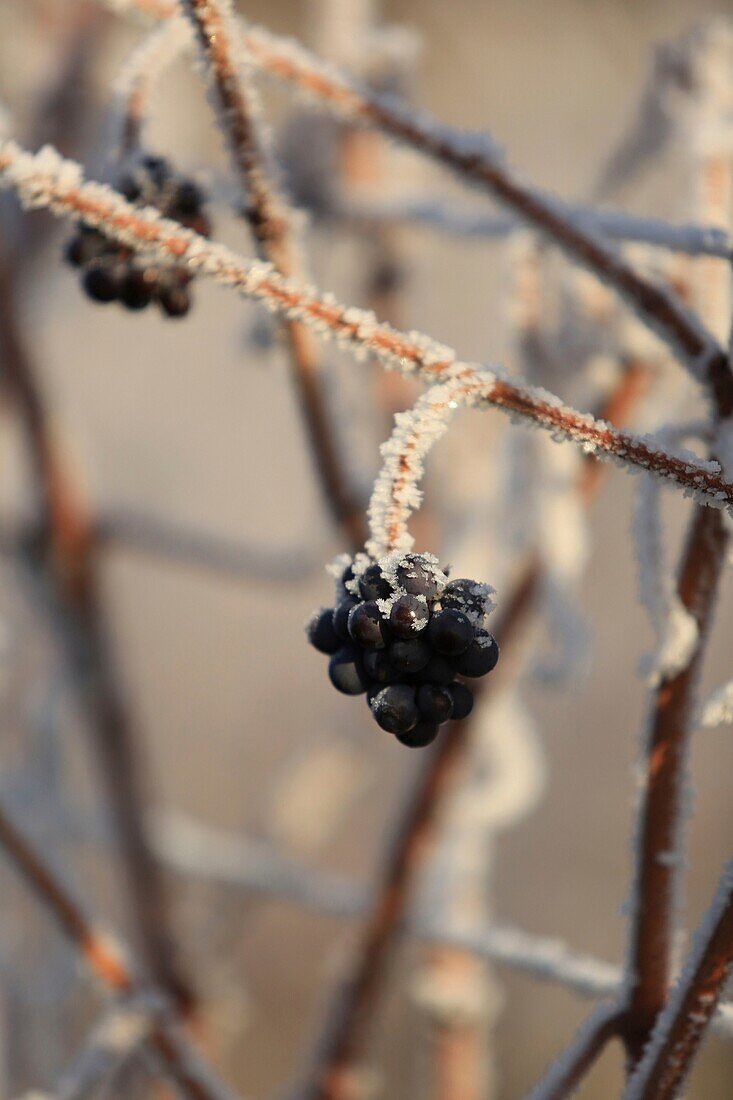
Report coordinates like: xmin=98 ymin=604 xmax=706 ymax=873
xmin=179 ymin=0 xmax=292 ymax=260
xmin=110 ymin=17 xmax=191 ymax=156
xmin=367 ymin=366 xmax=732 ymax=559
xmin=339 ymin=195 xmax=733 ymax=260
xmin=1 ymin=141 xmax=730 ymax=514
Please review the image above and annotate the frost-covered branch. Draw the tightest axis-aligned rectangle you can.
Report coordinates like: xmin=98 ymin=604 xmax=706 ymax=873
xmin=623 ymin=862 xmax=733 ymax=1099
xmin=339 ymin=195 xmax=733 ymax=260
xmin=367 ymin=368 xmax=733 ymax=560
xmin=179 ymin=0 xmax=292 ymax=261
xmin=1 ymin=142 xmax=728 ymax=512
xmin=0 ymin=801 xmax=236 ymax=1100
xmin=112 ymin=12 xmax=733 ymax=263
xmin=632 ymin=424 xmax=712 ymax=686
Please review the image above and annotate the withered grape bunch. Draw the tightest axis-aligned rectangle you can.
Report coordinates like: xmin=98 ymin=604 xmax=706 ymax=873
xmin=306 ymin=552 xmax=499 ymax=748
xmin=64 ymin=153 xmax=210 ymax=318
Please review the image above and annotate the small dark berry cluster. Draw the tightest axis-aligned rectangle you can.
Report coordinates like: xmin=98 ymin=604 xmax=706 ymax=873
xmin=64 ymin=154 xmax=210 ymax=318
xmin=306 ymin=552 xmax=499 ymax=748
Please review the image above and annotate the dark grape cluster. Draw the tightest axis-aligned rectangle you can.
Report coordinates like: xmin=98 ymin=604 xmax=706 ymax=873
xmin=64 ymin=154 xmax=211 ymax=318
xmin=306 ymin=552 xmax=499 ymax=748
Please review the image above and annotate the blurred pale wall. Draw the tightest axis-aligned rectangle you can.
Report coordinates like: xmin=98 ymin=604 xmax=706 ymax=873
xmin=3 ymin=1 xmax=733 ymax=1098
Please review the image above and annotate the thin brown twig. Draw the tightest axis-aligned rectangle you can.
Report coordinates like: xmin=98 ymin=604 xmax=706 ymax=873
xmin=295 ymin=361 xmax=650 ymax=1100
xmin=622 ymin=863 xmax=733 ymax=1100
xmin=0 ymin=802 xmax=237 ymax=1100
xmin=179 ymin=0 xmax=366 ymax=550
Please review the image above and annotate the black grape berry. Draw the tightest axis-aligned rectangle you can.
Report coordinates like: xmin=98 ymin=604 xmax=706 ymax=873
xmin=370 ymin=684 xmax=419 ymax=734
xmin=441 ymin=578 xmax=494 ymax=623
xmin=64 ymin=151 xmax=210 ymax=318
xmin=82 ymin=261 xmax=122 ymax=303
xmin=395 ymin=553 xmax=440 ymax=598
xmin=389 ymin=594 xmax=429 ymax=638
xmin=417 ymin=684 xmax=454 ymax=723
xmin=306 ymin=608 xmax=340 ymax=654
xmin=158 ymin=282 xmax=191 ymax=318
xmin=175 ymin=179 xmax=204 ymax=216
xmin=396 ymin=721 xmax=440 ymax=748
xmin=333 ymin=597 xmax=358 ymax=641
xmin=306 ymin=551 xmax=499 ymax=748
xmin=428 ymin=608 xmax=473 ymax=656
xmin=388 ymin=637 xmax=431 ymax=674
xmin=454 ymin=630 xmax=500 ymax=677
xmin=348 ymin=601 xmax=388 ymax=649
xmin=362 ymin=649 xmax=397 ymax=685
xmin=418 ymin=654 xmax=455 ymax=687
xmin=120 ymin=269 xmax=154 ymax=311
xmin=449 ymin=682 xmax=474 ymax=720
xmin=359 ymin=563 xmax=392 ymax=601
xmin=328 ymin=649 xmax=367 ymax=695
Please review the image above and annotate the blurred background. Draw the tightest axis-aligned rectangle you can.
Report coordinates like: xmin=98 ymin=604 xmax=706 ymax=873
xmin=1 ymin=1 xmax=733 ymax=1097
